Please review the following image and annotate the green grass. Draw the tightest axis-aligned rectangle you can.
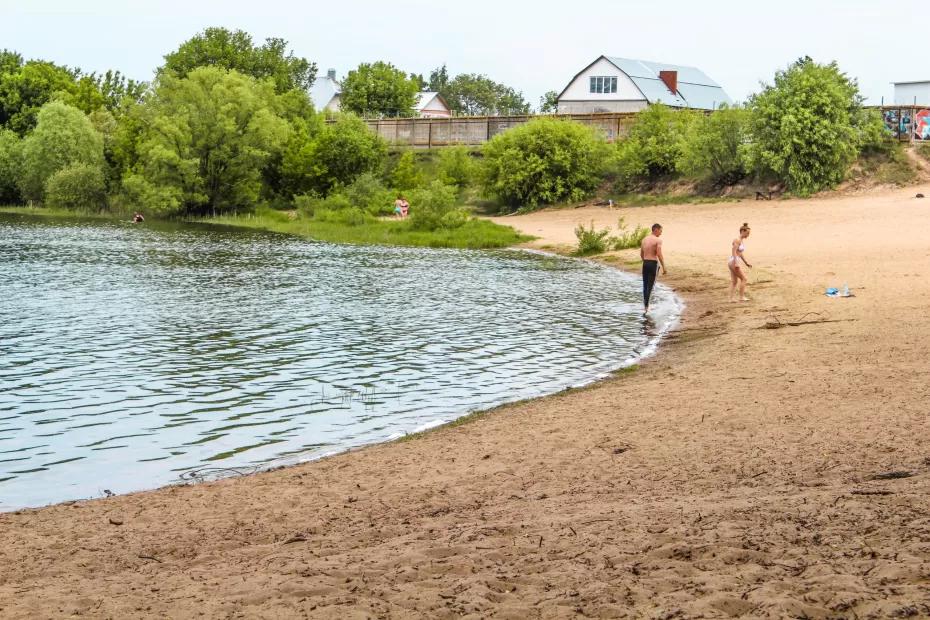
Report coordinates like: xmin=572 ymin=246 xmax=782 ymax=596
xmin=195 ymin=208 xmax=533 ymax=249
xmin=0 ymin=205 xmax=125 ymax=220
xmin=610 ymin=192 xmax=740 ymax=208
xmin=853 ymin=144 xmax=918 ymax=186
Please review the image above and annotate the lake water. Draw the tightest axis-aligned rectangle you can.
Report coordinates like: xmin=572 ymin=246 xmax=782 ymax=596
xmin=0 ymin=213 xmax=678 ymax=510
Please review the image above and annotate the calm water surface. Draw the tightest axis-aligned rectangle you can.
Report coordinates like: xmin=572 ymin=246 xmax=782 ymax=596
xmin=0 ymin=213 xmax=678 ymax=509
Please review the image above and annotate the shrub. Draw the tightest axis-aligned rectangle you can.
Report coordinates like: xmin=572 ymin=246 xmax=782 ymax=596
xmin=482 ymin=117 xmax=609 ymax=211
xmin=409 ymin=180 xmax=467 ymax=231
xmin=342 ymin=172 xmax=395 ymax=215
xmin=44 ymin=163 xmax=107 ymax=211
xmin=390 ymin=150 xmax=424 ymax=191
xmin=573 ymin=221 xmax=612 ymax=256
xmin=612 ymin=104 xmax=695 ymax=188
xmin=437 ymin=145 xmax=477 ymax=188
xmin=748 ymin=57 xmax=870 ymax=196
xmin=679 ymin=105 xmax=750 ymax=186
xmin=611 ymin=218 xmax=649 ymax=250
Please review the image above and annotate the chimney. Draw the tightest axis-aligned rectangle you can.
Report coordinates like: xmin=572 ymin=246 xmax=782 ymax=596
xmin=327 ymin=68 xmax=337 ymax=81
xmin=659 ymin=70 xmax=678 ymax=95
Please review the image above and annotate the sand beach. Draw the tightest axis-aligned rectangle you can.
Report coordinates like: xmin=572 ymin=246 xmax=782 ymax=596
xmin=3 ymin=185 xmax=930 ymax=618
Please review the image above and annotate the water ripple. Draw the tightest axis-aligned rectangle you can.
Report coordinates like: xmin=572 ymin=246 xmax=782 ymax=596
xmin=0 ymin=213 xmax=678 ymax=509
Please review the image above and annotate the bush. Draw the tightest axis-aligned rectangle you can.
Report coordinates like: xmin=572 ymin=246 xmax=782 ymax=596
xmin=482 ymin=117 xmax=609 ymax=211
xmin=286 ymin=114 xmax=386 ymax=196
xmin=390 ymin=150 xmax=424 ymax=191
xmin=409 ymin=180 xmax=467 ymax=231
xmin=44 ymin=163 xmax=107 ymax=211
xmin=679 ymin=105 xmax=750 ymax=186
xmin=611 ymin=218 xmax=649 ymax=250
xmin=748 ymin=58 xmax=869 ymax=196
xmin=612 ymin=104 xmax=695 ymax=188
xmin=573 ymin=221 xmax=611 ymax=256
xmin=437 ymin=145 xmax=477 ymax=188
xmin=342 ymin=172 xmax=395 ymax=215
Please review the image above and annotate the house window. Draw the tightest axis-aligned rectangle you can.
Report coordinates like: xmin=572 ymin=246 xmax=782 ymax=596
xmin=589 ymin=76 xmax=617 ymax=94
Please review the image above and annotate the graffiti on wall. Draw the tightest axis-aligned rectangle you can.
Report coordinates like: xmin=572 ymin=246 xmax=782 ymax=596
xmin=914 ymin=109 xmax=930 ymax=141
xmin=879 ymin=107 xmax=930 ymax=140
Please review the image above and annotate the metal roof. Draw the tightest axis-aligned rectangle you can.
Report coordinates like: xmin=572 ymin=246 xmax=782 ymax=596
xmin=604 ymin=56 xmax=732 ymax=110
xmin=309 ymin=75 xmax=341 ymax=110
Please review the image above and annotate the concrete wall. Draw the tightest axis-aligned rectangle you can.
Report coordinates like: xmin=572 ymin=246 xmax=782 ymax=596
xmin=355 ymin=113 xmax=639 ymax=147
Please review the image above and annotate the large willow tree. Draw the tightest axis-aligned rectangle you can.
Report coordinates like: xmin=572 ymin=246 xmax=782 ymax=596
xmin=125 ymin=67 xmax=292 ymax=216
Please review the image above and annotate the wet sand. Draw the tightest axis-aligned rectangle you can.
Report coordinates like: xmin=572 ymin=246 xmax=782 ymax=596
xmin=3 ymin=186 xmax=930 ymax=618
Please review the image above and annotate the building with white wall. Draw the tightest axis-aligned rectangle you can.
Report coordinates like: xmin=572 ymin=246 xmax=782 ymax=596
xmin=556 ymin=56 xmax=732 ymax=114
xmin=893 ymin=81 xmax=930 ymax=106
xmin=414 ymin=92 xmax=452 ymax=118
xmin=309 ymin=68 xmax=342 ymax=112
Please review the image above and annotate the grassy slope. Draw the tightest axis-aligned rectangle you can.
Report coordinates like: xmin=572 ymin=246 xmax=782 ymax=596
xmin=193 ymin=209 xmax=532 ymax=249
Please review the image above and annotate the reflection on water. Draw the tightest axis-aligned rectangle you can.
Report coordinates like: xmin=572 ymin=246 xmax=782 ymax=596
xmin=0 ymin=213 xmax=678 ymax=509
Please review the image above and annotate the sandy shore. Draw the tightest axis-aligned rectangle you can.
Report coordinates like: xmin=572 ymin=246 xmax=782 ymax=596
xmin=4 ymin=186 xmax=930 ymax=618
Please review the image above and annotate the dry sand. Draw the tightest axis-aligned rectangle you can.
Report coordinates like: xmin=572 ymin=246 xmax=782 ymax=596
xmin=3 ymin=186 xmax=930 ymax=618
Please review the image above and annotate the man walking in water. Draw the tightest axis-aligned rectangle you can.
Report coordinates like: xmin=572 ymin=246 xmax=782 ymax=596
xmin=640 ymin=223 xmax=666 ymax=314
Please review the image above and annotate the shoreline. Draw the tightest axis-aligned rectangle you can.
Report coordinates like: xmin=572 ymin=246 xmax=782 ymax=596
xmin=4 ymin=185 xmax=930 ymax=617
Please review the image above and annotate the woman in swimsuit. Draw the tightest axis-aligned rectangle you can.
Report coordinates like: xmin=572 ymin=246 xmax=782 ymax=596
xmin=728 ymin=222 xmax=752 ymax=302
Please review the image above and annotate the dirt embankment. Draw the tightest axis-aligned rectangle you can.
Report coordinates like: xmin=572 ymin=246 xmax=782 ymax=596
xmin=3 ymin=186 xmax=930 ymax=618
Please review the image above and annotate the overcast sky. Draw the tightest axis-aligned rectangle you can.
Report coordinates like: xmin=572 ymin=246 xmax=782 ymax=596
xmin=1 ymin=0 xmax=922 ymax=107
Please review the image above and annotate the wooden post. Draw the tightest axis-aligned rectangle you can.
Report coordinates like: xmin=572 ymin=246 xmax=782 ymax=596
xmin=428 ymin=120 xmax=432 ymax=149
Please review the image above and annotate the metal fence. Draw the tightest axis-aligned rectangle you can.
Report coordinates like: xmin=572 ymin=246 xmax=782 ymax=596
xmin=353 ymin=113 xmax=640 ymax=147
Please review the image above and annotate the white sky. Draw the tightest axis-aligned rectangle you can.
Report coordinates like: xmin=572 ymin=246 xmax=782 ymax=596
xmin=0 ymin=0 xmax=920 ymax=107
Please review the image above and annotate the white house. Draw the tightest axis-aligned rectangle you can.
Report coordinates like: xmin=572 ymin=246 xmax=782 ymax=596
xmin=415 ymin=91 xmax=452 ymax=118
xmin=893 ymin=81 xmax=930 ymax=106
xmin=309 ymin=68 xmax=342 ymax=112
xmin=557 ymin=56 xmax=732 ymax=114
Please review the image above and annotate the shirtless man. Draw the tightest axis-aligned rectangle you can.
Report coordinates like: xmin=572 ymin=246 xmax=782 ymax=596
xmin=639 ymin=223 xmax=666 ymax=314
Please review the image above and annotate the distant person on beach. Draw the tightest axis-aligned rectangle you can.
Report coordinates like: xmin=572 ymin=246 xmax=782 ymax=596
xmin=393 ymin=196 xmax=409 ymax=219
xmin=132 ymin=212 xmax=144 ymax=223
xmin=640 ymin=223 xmax=666 ymax=314
xmin=728 ymin=222 xmax=752 ymax=302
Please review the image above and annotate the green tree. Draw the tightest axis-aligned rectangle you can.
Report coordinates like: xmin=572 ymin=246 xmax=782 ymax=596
xmin=132 ymin=67 xmax=292 ymax=215
xmin=612 ymin=104 xmax=694 ymax=185
xmin=0 ymin=128 xmax=23 ymax=203
xmin=428 ymin=64 xmax=450 ymax=93
xmin=539 ymin=90 xmax=559 ymax=114
xmin=281 ymin=114 xmax=386 ymax=196
xmin=409 ymin=72 xmax=427 ymax=91
xmin=339 ymin=62 xmax=419 ymax=117
xmin=409 ymin=180 xmax=467 ymax=231
xmin=748 ymin=57 xmax=867 ymax=195
xmin=437 ymin=145 xmax=477 ymax=188
xmin=161 ymin=27 xmax=317 ymax=94
xmin=391 ymin=150 xmax=423 ymax=191
xmin=18 ymin=101 xmax=104 ymax=202
xmin=0 ymin=60 xmax=80 ymax=134
xmin=482 ymin=117 xmax=609 ymax=211
xmin=679 ymin=105 xmax=750 ymax=186
xmin=45 ymin=163 xmax=107 ymax=211
xmin=443 ymin=73 xmax=530 ymax=116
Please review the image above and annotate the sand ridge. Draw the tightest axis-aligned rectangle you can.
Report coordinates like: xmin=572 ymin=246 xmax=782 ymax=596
xmin=3 ymin=186 xmax=930 ymax=618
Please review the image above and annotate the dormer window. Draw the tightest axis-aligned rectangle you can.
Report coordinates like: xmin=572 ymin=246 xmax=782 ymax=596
xmin=589 ymin=76 xmax=618 ymax=94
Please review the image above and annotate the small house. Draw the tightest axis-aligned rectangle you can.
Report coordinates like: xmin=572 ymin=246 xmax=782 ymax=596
xmin=556 ymin=56 xmax=732 ymax=114
xmin=310 ymin=68 xmax=342 ymax=112
xmin=415 ymin=92 xmax=452 ymax=118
